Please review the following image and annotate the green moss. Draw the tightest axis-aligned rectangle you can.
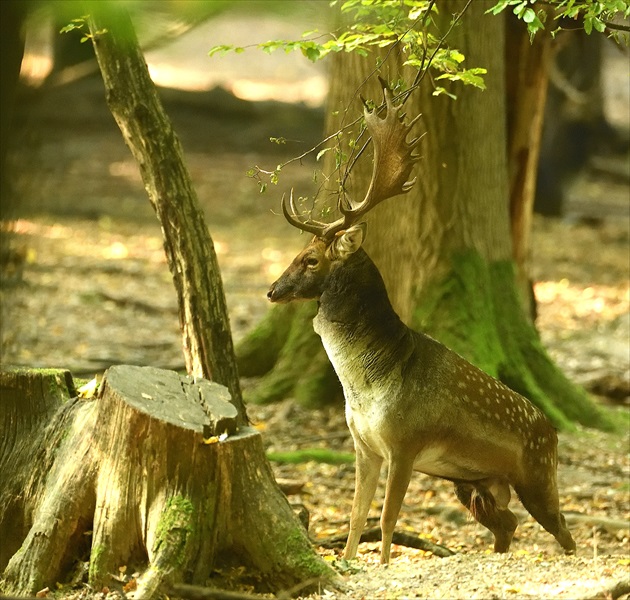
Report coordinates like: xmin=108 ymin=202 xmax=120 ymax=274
xmin=412 ymin=251 xmax=505 ymax=376
xmin=245 ymin=301 xmax=339 ymax=406
xmin=294 ymin=350 xmax=342 ymax=409
xmin=282 ymin=527 xmax=333 ymax=580
xmin=236 ymin=304 xmax=297 ymax=377
xmin=267 ymin=448 xmax=355 ymax=465
xmin=88 ymin=543 xmax=107 ymax=583
xmin=155 ymin=496 xmax=195 ymax=540
xmin=153 ymin=495 xmax=195 ymax=568
xmin=489 ymin=260 xmax=614 ymax=431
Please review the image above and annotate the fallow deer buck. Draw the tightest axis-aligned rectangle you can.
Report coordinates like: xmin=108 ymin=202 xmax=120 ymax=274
xmin=267 ymin=81 xmax=577 ymax=564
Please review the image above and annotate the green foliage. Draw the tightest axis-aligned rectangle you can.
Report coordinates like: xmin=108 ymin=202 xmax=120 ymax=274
xmin=59 ymin=15 xmax=107 ymax=42
xmin=488 ymin=0 xmax=629 ymax=42
xmin=210 ymin=1 xmax=487 ymax=91
xmin=212 ymin=1 xmax=483 ymax=199
xmin=211 ymin=0 xmax=626 ymax=195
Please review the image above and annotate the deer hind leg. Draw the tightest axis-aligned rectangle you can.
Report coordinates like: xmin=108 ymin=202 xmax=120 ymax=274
xmin=515 ymin=480 xmax=576 ymax=554
xmin=455 ymin=480 xmax=519 ymax=553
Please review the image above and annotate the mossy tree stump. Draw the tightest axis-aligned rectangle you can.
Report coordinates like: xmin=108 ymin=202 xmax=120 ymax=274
xmin=0 ymin=366 xmax=333 ymax=597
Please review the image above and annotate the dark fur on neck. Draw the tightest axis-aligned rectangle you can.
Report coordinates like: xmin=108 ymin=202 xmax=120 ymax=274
xmin=319 ymin=248 xmax=406 ymax=337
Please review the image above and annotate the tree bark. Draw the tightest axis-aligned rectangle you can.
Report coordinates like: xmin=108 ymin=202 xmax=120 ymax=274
xmin=0 ymin=0 xmax=27 ymax=222
xmin=0 ymin=367 xmax=334 ymax=596
xmin=86 ymin=2 xmax=245 ymax=422
xmin=237 ymin=302 xmax=341 ymax=407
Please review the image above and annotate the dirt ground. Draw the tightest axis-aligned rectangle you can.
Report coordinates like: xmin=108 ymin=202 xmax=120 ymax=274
xmin=1 ymin=9 xmax=629 ymax=600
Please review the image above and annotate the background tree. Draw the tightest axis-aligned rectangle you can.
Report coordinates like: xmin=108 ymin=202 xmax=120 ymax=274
xmin=237 ymin=0 xmax=621 ymax=430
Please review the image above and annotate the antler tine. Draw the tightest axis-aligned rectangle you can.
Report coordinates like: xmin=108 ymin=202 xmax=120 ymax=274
xmin=281 ymin=190 xmax=330 ymax=237
xmin=334 ymin=80 xmax=420 ymax=231
xmin=282 ymin=190 xmax=323 ymax=235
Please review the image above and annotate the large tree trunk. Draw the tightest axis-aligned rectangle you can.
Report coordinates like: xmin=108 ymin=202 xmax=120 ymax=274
xmin=0 ymin=0 xmax=26 ymax=222
xmin=505 ymin=12 xmax=552 ymax=315
xmin=0 ymin=367 xmax=334 ymax=596
xmin=238 ymin=2 xmax=613 ymax=431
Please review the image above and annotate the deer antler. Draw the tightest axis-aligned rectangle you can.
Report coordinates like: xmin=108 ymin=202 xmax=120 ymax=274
xmin=281 ymin=78 xmax=420 ymax=241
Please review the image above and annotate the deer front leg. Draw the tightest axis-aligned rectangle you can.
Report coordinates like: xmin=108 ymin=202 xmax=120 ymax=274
xmin=344 ymin=440 xmax=383 ymax=560
xmin=380 ymin=455 xmax=414 ymax=564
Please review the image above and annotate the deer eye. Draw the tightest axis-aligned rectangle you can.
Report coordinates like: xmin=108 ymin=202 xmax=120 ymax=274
xmin=305 ymin=256 xmax=319 ymax=268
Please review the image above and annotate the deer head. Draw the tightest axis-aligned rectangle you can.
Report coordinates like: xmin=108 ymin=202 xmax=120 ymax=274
xmin=268 ymin=79 xmax=420 ymax=303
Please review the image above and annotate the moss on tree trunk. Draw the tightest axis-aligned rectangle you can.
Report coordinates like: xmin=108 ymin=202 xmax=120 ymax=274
xmin=238 ymin=302 xmax=341 ymax=407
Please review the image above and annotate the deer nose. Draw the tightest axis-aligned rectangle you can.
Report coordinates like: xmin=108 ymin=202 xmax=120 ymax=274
xmin=267 ymin=283 xmax=276 ymax=302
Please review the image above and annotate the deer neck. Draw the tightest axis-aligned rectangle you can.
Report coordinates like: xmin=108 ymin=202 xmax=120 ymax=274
xmin=313 ymin=249 xmax=409 ymax=390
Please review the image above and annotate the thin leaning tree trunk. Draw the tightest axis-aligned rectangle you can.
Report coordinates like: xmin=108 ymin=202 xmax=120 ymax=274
xmin=505 ymin=12 xmax=552 ymax=316
xmin=86 ymin=2 xmax=245 ymax=423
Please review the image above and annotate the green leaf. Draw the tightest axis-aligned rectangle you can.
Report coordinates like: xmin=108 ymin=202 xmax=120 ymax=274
xmin=522 ymin=8 xmax=536 ymax=23
xmin=316 ymin=147 xmax=332 ymax=161
xmin=584 ymin=16 xmax=593 ymax=34
xmin=60 ymin=23 xmax=79 ymax=34
xmin=304 ymin=45 xmax=321 ymax=62
xmin=432 ymin=86 xmax=457 ymax=100
xmin=512 ymin=1 xmax=527 ymax=17
xmin=208 ymin=44 xmax=236 ymax=57
xmin=450 ymin=50 xmax=465 ymax=63
xmin=488 ymin=1 xmax=510 ymax=15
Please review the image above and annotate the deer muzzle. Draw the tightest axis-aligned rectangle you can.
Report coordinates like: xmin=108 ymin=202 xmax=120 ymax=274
xmin=267 ymin=280 xmax=290 ymax=303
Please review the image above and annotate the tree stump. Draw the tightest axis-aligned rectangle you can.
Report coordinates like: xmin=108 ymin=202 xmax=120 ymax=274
xmin=0 ymin=366 xmax=334 ymax=597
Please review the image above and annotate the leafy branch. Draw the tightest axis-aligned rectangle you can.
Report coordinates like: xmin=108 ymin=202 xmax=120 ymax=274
xmin=488 ymin=0 xmax=629 ymax=41
xmin=218 ymin=1 xmax=480 ymax=205
xmin=211 ymin=0 xmax=626 ymax=215
xmin=60 ymin=16 xmax=107 ymax=42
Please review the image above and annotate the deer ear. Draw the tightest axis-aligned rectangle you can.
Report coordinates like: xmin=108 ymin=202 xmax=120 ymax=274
xmin=328 ymin=222 xmax=367 ymax=260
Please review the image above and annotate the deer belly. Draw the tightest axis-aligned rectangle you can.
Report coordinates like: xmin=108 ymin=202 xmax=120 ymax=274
xmin=412 ymin=446 xmax=481 ymax=480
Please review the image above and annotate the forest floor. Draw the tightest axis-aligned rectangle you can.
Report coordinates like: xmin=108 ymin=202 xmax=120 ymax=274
xmin=2 ymin=11 xmax=630 ymax=600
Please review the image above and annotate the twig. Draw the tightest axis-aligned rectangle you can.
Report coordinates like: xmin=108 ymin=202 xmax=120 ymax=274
xmin=315 ymin=526 xmax=455 ymax=558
